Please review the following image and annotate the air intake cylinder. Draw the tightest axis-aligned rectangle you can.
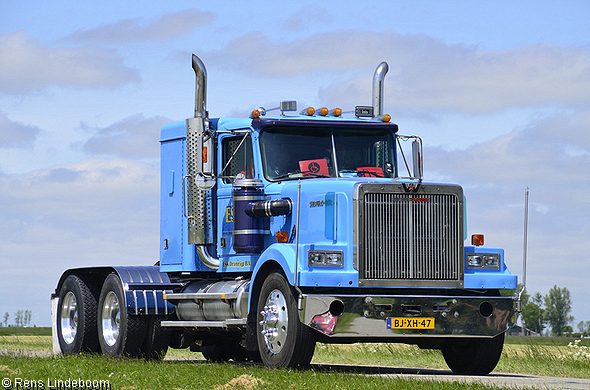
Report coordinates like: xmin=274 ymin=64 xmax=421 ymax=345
xmin=232 ymin=179 xmax=266 ymax=253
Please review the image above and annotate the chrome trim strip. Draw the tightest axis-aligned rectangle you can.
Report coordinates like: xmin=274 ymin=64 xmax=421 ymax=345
xmin=161 ymin=319 xmax=247 ymax=329
xmin=232 ymin=229 xmax=270 ymax=235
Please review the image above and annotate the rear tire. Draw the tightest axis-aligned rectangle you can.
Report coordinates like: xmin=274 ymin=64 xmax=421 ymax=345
xmin=97 ymin=273 xmax=146 ymax=357
xmin=56 ymin=275 xmax=100 ymax=354
xmin=141 ymin=316 xmax=170 ymax=360
xmin=256 ymin=271 xmax=316 ymax=368
xmin=200 ymin=338 xmax=235 ymax=362
xmin=200 ymin=338 xmax=259 ymax=362
xmin=441 ymin=332 xmax=505 ymax=375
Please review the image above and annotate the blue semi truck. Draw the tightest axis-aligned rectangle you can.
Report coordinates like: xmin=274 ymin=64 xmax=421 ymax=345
xmin=51 ymin=54 xmax=517 ymax=374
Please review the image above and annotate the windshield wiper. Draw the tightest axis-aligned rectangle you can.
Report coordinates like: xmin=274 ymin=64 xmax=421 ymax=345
xmin=273 ymin=171 xmax=300 ymax=180
xmin=273 ymin=171 xmax=329 ymax=180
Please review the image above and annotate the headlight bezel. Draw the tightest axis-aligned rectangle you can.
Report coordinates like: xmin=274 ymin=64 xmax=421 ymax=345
xmin=466 ymin=253 xmax=501 ymax=270
xmin=308 ymin=250 xmax=344 ymax=267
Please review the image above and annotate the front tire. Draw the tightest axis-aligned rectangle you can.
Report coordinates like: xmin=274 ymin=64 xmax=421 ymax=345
xmin=441 ymin=332 xmax=505 ymax=375
xmin=56 ymin=275 xmax=100 ymax=354
xmin=256 ymin=271 xmax=316 ymax=368
xmin=97 ymin=273 xmax=146 ymax=357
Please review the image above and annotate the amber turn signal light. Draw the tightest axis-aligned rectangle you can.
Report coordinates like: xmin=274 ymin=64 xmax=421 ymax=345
xmin=276 ymin=231 xmax=289 ymax=243
xmin=471 ymin=234 xmax=484 ymax=246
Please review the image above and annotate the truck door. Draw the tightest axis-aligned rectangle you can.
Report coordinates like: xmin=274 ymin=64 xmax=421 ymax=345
xmin=217 ymin=134 xmax=255 ymax=256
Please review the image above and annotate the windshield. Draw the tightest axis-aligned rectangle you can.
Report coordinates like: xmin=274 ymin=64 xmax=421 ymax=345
xmin=260 ymin=125 xmax=396 ymax=181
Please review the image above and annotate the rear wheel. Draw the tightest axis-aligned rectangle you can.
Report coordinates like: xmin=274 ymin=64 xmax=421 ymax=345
xmin=141 ymin=316 xmax=170 ymax=360
xmin=97 ymin=273 xmax=146 ymax=357
xmin=57 ymin=275 xmax=100 ymax=354
xmin=200 ymin=337 xmax=259 ymax=362
xmin=201 ymin=338 xmax=237 ymax=362
xmin=256 ymin=271 xmax=316 ymax=368
xmin=441 ymin=332 xmax=505 ymax=375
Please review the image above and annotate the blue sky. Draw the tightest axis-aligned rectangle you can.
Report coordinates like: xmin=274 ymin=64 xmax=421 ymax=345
xmin=1 ymin=1 xmax=589 ymax=330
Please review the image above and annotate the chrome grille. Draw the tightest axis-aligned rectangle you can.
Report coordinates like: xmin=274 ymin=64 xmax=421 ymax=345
xmin=359 ymin=188 xmax=463 ymax=287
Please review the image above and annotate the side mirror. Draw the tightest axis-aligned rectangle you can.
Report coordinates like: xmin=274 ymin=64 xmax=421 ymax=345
xmin=396 ymin=135 xmax=423 ymax=181
xmin=412 ymin=139 xmax=423 ymax=180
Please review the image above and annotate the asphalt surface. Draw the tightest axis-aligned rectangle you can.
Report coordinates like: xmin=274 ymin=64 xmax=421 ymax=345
xmin=307 ymin=363 xmax=590 ymax=390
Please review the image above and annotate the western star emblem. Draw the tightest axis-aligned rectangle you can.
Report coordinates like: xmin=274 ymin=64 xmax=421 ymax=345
xmin=403 ymin=182 xmax=421 ymax=193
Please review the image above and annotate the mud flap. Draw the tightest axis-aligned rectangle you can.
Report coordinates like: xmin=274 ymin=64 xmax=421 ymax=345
xmin=50 ymin=295 xmax=60 ymax=355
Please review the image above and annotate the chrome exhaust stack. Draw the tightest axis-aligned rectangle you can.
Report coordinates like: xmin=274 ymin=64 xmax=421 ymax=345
xmin=185 ymin=55 xmax=218 ymax=269
xmin=192 ymin=54 xmax=207 ymax=119
xmin=372 ymin=61 xmax=389 ymax=117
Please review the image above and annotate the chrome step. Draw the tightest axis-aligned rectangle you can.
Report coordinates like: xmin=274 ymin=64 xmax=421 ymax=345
xmin=161 ymin=318 xmax=247 ymax=329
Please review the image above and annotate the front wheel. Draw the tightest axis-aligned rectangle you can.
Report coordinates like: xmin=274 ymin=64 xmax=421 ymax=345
xmin=97 ymin=273 xmax=146 ymax=357
xmin=256 ymin=271 xmax=316 ymax=368
xmin=441 ymin=332 xmax=505 ymax=375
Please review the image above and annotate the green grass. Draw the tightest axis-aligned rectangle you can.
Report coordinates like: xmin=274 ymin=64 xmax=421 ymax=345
xmin=0 ymin=354 xmax=515 ymax=390
xmin=0 ymin=327 xmax=51 ymax=336
xmin=0 ymin=335 xmax=52 ymax=352
xmin=505 ymin=335 xmax=590 ymax=347
xmin=311 ymin=340 xmax=590 ymax=379
xmin=2 ymin=329 xmax=590 ymax=389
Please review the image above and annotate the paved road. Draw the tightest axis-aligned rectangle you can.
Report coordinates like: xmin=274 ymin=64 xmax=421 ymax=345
xmin=309 ymin=363 xmax=590 ymax=390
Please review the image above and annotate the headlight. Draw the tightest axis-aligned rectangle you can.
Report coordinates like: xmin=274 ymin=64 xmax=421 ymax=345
xmin=308 ymin=250 xmax=343 ymax=267
xmin=466 ymin=253 xmax=500 ymax=270
xmin=467 ymin=255 xmax=482 ymax=267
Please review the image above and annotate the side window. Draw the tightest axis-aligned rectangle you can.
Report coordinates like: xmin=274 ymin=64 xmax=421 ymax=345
xmin=222 ymin=135 xmax=254 ymax=183
xmin=373 ymin=139 xmax=394 ymax=178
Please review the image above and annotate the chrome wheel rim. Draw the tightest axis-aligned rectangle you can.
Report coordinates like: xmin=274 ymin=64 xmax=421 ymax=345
xmin=259 ymin=289 xmax=288 ymax=353
xmin=60 ymin=291 xmax=78 ymax=345
xmin=101 ymin=291 xmax=120 ymax=347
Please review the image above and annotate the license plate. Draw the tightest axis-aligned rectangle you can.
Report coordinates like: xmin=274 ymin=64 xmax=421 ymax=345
xmin=387 ymin=317 xmax=435 ymax=329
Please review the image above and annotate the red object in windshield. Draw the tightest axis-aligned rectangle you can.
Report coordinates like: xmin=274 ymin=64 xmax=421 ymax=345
xmin=356 ymin=166 xmax=384 ymax=177
xmin=299 ymin=159 xmax=329 ymax=176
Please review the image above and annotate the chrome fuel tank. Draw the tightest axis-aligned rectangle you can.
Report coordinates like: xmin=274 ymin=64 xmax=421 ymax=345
xmin=175 ymin=279 xmax=250 ymax=322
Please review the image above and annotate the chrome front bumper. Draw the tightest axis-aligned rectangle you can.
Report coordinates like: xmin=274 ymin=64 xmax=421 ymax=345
xmin=299 ymin=293 xmax=514 ymax=340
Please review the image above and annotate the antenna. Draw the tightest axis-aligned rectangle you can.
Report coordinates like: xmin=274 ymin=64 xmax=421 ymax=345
xmin=522 ymin=187 xmax=529 ymax=290
xmin=516 ymin=187 xmax=529 ymax=315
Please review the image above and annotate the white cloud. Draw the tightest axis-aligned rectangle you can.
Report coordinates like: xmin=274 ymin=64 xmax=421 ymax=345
xmin=80 ymin=114 xmax=171 ymax=158
xmin=65 ymin=9 xmax=216 ymax=44
xmin=0 ymin=158 xmax=159 ymax=239
xmin=207 ymin=30 xmax=590 ymax=114
xmin=427 ymin=110 xmax=590 ymax=186
xmin=0 ymin=158 xmax=160 ymax=325
xmin=0 ymin=30 xmax=140 ymax=94
xmin=424 ymin=110 xmax=590 ymax=323
xmin=0 ymin=111 xmax=40 ymax=148
xmin=283 ymin=6 xmax=333 ymax=32
xmin=209 ymin=30 xmax=387 ymax=76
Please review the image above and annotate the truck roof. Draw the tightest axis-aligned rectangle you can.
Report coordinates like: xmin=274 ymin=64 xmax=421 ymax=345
xmin=162 ymin=115 xmax=399 ymax=142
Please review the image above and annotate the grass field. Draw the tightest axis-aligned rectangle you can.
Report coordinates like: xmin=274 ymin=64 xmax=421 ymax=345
xmin=0 ymin=327 xmax=51 ymax=336
xmin=2 ymin=328 xmax=590 ymax=389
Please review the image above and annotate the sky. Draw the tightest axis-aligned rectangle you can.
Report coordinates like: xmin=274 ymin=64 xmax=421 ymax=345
xmin=1 ymin=1 xmax=589 ymax=330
